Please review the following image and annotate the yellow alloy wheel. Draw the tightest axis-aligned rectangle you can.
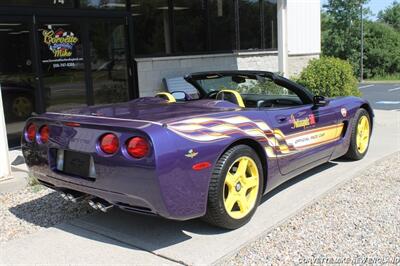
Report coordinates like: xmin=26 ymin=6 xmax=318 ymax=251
xmin=223 ymin=156 xmax=259 ymax=219
xmin=356 ymin=115 xmax=370 ymax=154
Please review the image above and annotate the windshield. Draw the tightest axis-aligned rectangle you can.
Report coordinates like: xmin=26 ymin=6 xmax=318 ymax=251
xmin=194 ymin=74 xmax=297 ymax=97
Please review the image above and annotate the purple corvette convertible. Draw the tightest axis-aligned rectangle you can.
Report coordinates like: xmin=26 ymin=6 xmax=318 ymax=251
xmin=22 ymin=71 xmax=373 ymax=229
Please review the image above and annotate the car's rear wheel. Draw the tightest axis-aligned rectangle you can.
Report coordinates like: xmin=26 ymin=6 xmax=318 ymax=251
xmin=203 ymin=145 xmax=263 ymax=229
xmin=344 ymin=108 xmax=371 ymax=160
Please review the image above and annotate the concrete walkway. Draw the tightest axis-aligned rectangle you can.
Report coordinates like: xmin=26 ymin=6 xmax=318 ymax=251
xmin=0 ymin=150 xmax=29 ymax=195
xmin=0 ymin=224 xmax=179 ymax=265
xmin=1 ymin=110 xmax=399 ymax=265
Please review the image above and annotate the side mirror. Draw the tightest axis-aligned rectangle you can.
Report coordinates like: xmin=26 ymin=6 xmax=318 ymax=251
xmin=313 ymin=95 xmax=329 ymax=107
xmin=171 ymin=91 xmax=187 ymax=101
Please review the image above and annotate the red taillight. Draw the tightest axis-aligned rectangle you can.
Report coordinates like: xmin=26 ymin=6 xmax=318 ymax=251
xmin=25 ymin=123 xmax=36 ymax=142
xmin=126 ymin=137 xmax=149 ymax=158
xmin=99 ymin=133 xmax=119 ymax=154
xmin=39 ymin=125 xmax=50 ymax=143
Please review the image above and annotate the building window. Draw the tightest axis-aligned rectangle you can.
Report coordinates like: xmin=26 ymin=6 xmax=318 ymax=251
xmin=173 ymin=0 xmax=207 ymax=53
xmin=80 ymin=0 xmax=127 ymax=9
xmin=38 ymin=22 xmax=87 ymax=112
xmin=238 ymin=0 xmax=261 ymax=50
xmin=208 ymin=0 xmax=234 ymax=51
xmin=131 ymin=0 xmax=277 ymax=56
xmin=89 ymin=20 xmax=129 ymax=105
xmin=264 ymin=0 xmax=277 ymax=49
xmin=0 ymin=0 xmax=74 ymax=7
xmin=0 ymin=21 xmax=37 ymax=147
xmin=132 ymin=0 xmax=170 ymax=55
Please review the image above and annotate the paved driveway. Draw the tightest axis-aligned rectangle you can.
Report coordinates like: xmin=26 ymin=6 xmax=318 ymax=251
xmin=1 ymin=110 xmax=399 ymax=265
xmin=360 ymin=83 xmax=400 ymax=110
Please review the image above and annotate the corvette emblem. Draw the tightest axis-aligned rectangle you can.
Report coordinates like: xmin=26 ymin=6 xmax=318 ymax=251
xmin=185 ymin=149 xmax=198 ymax=158
xmin=341 ymin=108 xmax=347 ymax=118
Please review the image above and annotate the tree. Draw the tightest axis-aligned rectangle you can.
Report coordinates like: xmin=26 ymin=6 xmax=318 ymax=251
xmin=363 ymin=21 xmax=400 ymax=77
xmin=378 ymin=1 xmax=400 ymax=31
xmin=322 ymin=0 xmax=370 ymax=76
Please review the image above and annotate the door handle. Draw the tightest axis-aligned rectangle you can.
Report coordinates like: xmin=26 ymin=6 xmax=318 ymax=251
xmin=276 ymin=116 xmax=287 ymax=123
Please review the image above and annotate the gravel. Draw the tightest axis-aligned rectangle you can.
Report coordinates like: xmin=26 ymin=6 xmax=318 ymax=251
xmin=221 ymin=152 xmax=400 ymax=265
xmin=0 ymin=185 xmax=93 ymax=243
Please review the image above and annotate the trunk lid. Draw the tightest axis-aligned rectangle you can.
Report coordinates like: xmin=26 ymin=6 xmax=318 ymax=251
xmin=45 ymin=97 xmax=238 ymax=124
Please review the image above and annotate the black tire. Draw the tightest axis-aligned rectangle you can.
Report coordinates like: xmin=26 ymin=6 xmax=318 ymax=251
xmin=343 ymin=108 xmax=371 ymax=160
xmin=203 ymin=145 xmax=264 ymax=229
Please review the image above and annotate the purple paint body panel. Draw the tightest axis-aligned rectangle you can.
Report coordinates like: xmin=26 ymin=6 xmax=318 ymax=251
xmin=21 ymin=73 xmax=373 ymax=221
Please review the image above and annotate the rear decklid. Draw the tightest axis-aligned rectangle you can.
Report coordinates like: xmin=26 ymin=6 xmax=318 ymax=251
xmin=45 ymin=97 xmax=239 ymax=125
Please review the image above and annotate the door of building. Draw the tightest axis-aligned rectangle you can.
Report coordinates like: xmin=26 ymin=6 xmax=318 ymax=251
xmin=0 ymin=16 xmax=37 ymax=147
xmin=0 ymin=14 xmax=133 ymax=147
xmin=36 ymin=17 xmax=131 ymax=112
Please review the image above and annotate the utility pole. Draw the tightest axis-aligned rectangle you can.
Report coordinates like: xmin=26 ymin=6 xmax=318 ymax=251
xmin=360 ymin=2 xmax=364 ymax=82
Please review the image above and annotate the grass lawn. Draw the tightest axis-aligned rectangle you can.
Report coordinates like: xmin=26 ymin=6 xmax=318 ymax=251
xmin=363 ymin=73 xmax=400 ymax=83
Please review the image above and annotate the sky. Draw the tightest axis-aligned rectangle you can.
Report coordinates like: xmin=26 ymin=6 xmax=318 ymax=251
xmin=321 ymin=0 xmax=396 ymax=19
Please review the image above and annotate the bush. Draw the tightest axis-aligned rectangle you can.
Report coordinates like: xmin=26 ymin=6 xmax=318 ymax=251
xmin=297 ymin=57 xmax=361 ymax=97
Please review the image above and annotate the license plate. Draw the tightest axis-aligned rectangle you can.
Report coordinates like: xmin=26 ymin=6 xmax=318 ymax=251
xmin=58 ymin=150 xmax=93 ymax=178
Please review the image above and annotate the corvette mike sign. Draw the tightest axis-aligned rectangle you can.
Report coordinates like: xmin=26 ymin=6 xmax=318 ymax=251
xmin=41 ymin=25 xmax=83 ymax=69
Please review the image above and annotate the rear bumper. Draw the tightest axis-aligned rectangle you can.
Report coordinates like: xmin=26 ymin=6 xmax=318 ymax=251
xmin=33 ymin=170 xmax=157 ymax=215
xmin=25 ymin=151 xmax=207 ymax=220
xmin=29 ymin=166 xmax=204 ymax=220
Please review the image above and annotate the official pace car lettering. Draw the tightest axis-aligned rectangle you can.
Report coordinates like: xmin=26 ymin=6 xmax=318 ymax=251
xmin=285 ymin=124 xmax=344 ymax=150
xmin=168 ymin=115 xmax=344 ymax=157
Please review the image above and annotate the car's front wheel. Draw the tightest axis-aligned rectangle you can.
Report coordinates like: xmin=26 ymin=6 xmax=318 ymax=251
xmin=203 ymin=145 xmax=264 ymax=229
xmin=344 ymin=108 xmax=371 ymax=160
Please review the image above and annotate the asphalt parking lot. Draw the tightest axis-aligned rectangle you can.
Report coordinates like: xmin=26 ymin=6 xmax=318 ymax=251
xmin=359 ymin=83 xmax=400 ymax=110
xmin=1 ymin=108 xmax=399 ymax=265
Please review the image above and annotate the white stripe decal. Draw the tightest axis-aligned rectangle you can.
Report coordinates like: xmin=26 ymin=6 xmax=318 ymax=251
xmin=168 ymin=115 xmax=345 ymax=158
xmin=45 ymin=112 xmax=163 ymax=126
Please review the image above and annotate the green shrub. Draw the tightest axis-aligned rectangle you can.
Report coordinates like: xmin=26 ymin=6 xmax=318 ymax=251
xmin=297 ymin=57 xmax=361 ymax=97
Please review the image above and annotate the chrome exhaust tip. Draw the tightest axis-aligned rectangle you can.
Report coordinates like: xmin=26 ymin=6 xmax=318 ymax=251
xmin=67 ymin=194 xmax=75 ymax=201
xmin=60 ymin=191 xmax=87 ymax=203
xmin=88 ymin=200 xmax=99 ymax=209
xmin=60 ymin=192 xmax=69 ymax=201
xmin=67 ymin=193 xmax=87 ymax=203
xmin=97 ymin=202 xmax=113 ymax=213
xmin=88 ymin=198 xmax=113 ymax=212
